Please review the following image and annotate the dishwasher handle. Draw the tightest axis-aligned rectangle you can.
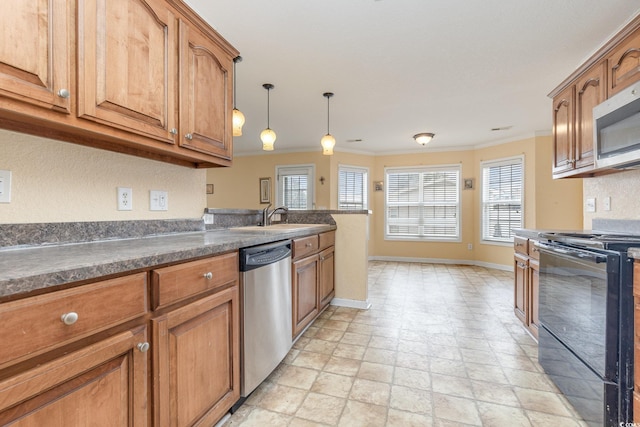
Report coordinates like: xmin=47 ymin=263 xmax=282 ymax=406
xmin=240 ymin=240 xmax=292 ymax=272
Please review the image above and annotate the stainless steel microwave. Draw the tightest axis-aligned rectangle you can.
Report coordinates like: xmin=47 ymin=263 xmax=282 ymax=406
xmin=594 ymin=81 xmax=640 ymax=170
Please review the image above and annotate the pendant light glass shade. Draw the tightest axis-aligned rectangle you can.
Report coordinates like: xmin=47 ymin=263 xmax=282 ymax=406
xmin=413 ymin=132 xmax=435 ymax=145
xmin=261 ymin=83 xmax=276 ymax=150
xmin=232 ymin=56 xmax=244 ymax=137
xmin=321 ymin=92 xmax=335 ymax=156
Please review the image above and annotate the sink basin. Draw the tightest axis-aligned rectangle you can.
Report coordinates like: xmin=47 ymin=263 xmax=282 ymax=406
xmin=233 ymin=224 xmax=327 ymax=232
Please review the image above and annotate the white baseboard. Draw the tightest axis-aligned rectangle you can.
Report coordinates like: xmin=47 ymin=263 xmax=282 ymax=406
xmin=330 ymin=298 xmax=372 ymax=310
xmin=368 ymin=255 xmax=512 ymax=272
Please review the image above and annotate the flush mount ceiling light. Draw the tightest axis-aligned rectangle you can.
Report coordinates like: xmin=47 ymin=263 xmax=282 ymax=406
xmin=321 ymin=92 xmax=336 ymax=155
xmin=260 ymin=83 xmax=276 ymax=151
xmin=232 ymin=56 xmax=245 ymax=137
xmin=413 ymin=132 xmax=435 ymax=146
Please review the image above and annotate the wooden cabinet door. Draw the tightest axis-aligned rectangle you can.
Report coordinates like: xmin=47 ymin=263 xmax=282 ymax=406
xmin=0 ymin=0 xmax=70 ymax=113
xmin=77 ymin=0 xmax=178 ymax=144
xmin=318 ymin=246 xmax=335 ymax=310
xmin=528 ymin=258 xmax=540 ymax=339
xmin=514 ymin=253 xmax=528 ymax=325
xmin=552 ymin=85 xmax=575 ymax=176
xmin=608 ymin=27 xmax=640 ymax=96
xmin=0 ymin=326 xmax=148 ymax=426
xmin=292 ymin=255 xmax=319 ymax=338
xmin=153 ymin=285 xmax=240 ymax=427
xmin=178 ymin=20 xmax=233 ymax=163
xmin=574 ymin=64 xmax=605 ymax=170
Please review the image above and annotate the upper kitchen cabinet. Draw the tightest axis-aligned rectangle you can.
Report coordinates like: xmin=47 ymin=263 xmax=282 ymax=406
xmin=178 ymin=19 xmax=233 ymax=162
xmin=77 ymin=0 xmax=178 ymax=145
xmin=0 ymin=0 xmax=71 ymax=114
xmin=550 ymin=15 xmax=640 ymax=179
xmin=0 ymin=0 xmax=238 ymax=168
xmin=607 ymin=26 xmax=640 ymax=97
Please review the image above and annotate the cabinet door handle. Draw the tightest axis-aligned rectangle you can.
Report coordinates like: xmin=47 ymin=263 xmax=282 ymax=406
xmin=57 ymin=88 xmax=70 ymax=99
xmin=203 ymin=272 xmax=213 ymax=280
xmin=185 ymin=133 xmax=193 ymax=140
xmin=61 ymin=312 xmax=79 ymax=325
xmin=137 ymin=342 xmax=150 ymax=353
xmin=169 ymin=128 xmax=178 ymax=135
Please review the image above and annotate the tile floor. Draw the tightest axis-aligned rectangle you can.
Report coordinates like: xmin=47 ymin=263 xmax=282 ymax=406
xmin=224 ymin=261 xmax=588 ymax=426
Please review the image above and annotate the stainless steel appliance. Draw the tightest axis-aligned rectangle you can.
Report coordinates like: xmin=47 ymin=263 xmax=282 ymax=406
xmin=537 ymin=232 xmax=636 ymax=426
xmin=594 ymin=80 xmax=640 ymax=170
xmin=238 ymin=240 xmax=292 ymax=400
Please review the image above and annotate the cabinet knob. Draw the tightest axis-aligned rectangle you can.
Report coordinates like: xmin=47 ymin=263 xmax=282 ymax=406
xmin=185 ymin=133 xmax=193 ymax=140
xmin=61 ymin=312 xmax=79 ymax=325
xmin=57 ymin=88 xmax=70 ymax=99
xmin=203 ymin=272 xmax=213 ymax=280
xmin=320 ymin=256 xmax=325 ymax=261
xmin=137 ymin=342 xmax=150 ymax=353
xmin=305 ymin=243 xmax=312 ymax=248
xmin=169 ymin=128 xmax=178 ymax=135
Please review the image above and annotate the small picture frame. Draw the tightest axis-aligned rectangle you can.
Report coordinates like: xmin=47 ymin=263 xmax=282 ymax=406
xmin=374 ymin=181 xmax=384 ymax=192
xmin=206 ymin=184 xmax=214 ymax=194
xmin=259 ymin=177 xmax=271 ymax=204
xmin=463 ymin=178 xmax=474 ymax=190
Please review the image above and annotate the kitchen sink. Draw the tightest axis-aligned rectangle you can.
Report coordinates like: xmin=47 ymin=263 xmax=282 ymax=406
xmin=233 ymin=224 xmax=327 ymax=232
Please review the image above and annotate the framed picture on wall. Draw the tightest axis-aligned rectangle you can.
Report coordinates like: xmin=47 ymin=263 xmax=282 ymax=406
xmin=259 ymin=177 xmax=271 ymax=204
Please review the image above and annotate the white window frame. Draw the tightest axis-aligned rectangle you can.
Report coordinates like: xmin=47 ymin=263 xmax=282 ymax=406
xmin=275 ymin=164 xmax=315 ymax=210
xmin=384 ymin=164 xmax=461 ymax=242
xmin=338 ymin=164 xmax=369 ymax=210
xmin=480 ymin=155 xmax=524 ymax=245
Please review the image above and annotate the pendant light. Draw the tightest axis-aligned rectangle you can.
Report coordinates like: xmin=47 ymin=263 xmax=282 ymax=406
xmin=321 ymin=92 xmax=336 ymax=155
xmin=260 ymin=83 xmax=276 ymax=151
xmin=232 ymin=56 xmax=245 ymax=136
xmin=413 ymin=132 xmax=435 ymax=146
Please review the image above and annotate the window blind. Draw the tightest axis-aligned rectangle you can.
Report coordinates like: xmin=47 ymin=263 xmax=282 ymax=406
xmin=338 ymin=166 xmax=368 ymax=210
xmin=481 ymin=157 xmax=523 ymax=242
xmin=385 ymin=166 xmax=460 ymax=240
xmin=276 ymin=165 xmax=314 ymax=210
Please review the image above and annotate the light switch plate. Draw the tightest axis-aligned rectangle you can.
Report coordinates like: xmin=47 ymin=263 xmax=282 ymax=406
xmin=603 ymin=196 xmax=611 ymax=211
xmin=585 ymin=197 xmax=596 ymax=213
xmin=150 ymin=190 xmax=168 ymax=211
xmin=0 ymin=170 xmax=11 ymax=203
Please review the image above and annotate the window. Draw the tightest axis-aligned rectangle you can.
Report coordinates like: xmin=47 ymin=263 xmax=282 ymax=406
xmin=275 ymin=165 xmax=314 ymax=210
xmin=481 ymin=156 xmax=524 ymax=243
xmin=338 ymin=165 xmax=368 ymax=210
xmin=385 ymin=165 xmax=460 ymax=241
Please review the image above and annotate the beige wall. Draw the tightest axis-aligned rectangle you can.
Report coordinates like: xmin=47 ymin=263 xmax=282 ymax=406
xmin=208 ymin=135 xmax=585 ymax=269
xmin=583 ymin=168 xmax=640 ymax=228
xmin=0 ymin=130 xmax=207 ymax=223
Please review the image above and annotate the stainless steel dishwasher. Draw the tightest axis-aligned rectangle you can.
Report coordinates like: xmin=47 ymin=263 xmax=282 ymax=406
xmin=239 ymin=240 xmax=292 ymax=399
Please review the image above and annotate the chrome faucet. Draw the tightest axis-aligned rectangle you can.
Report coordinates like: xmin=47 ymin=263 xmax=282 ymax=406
xmin=261 ymin=204 xmax=288 ymax=226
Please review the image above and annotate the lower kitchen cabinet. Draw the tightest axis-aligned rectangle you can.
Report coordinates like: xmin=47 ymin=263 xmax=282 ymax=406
xmin=292 ymin=254 xmax=320 ymax=338
xmin=152 ymin=274 xmax=240 ymax=427
xmin=0 ymin=326 xmax=149 ymax=426
xmin=513 ymin=236 xmax=540 ymax=339
xmin=291 ymin=231 xmax=335 ymax=339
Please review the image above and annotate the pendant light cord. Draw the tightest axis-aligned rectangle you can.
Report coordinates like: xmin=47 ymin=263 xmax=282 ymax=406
xmin=326 ymin=96 xmax=330 ymax=134
xmin=267 ymin=87 xmax=270 ymax=128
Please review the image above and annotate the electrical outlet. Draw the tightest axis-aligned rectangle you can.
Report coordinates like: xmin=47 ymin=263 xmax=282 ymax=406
xmin=117 ymin=187 xmax=133 ymax=211
xmin=203 ymin=213 xmax=214 ymax=225
xmin=467 ymin=243 xmax=473 ymax=251
xmin=150 ymin=190 xmax=168 ymax=211
xmin=585 ymin=197 xmax=596 ymax=213
xmin=0 ymin=170 xmax=11 ymax=203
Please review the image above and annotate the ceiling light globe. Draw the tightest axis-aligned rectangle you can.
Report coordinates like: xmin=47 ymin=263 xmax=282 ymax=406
xmin=261 ymin=128 xmax=276 ymax=151
xmin=321 ymin=133 xmax=336 ymax=155
xmin=413 ymin=132 xmax=435 ymax=146
xmin=232 ymin=108 xmax=245 ymax=136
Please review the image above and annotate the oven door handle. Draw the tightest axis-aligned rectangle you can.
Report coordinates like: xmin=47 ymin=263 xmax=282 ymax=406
xmin=537 ymin=242 xmax=608 ymax=264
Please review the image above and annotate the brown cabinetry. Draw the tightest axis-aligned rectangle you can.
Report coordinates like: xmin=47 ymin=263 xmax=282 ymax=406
xmin=550 ymin=16 xmax=640 ymax=179
xmin=291 ymin=231 xmax=335 ymax=339
xmin=0 ymin=0 xmax=71 ymax=114
xmin=151 ymin=252 xmax=240 ymax=426
xmin=513 ymin=236 xmax=540 ymax=339
xmin=0 ymin=274 xmax=150 ymax=425
xmin=0 ymin=0 xmax=237 ymax=168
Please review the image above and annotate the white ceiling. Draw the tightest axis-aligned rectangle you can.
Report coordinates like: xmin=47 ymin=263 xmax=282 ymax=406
xmin=185 ymin=0 xmax=640 ymax=156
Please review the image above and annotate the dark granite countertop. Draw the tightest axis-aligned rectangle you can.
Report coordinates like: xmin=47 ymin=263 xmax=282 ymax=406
xmin=0 ymin=224 xmax=335 ymax=300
